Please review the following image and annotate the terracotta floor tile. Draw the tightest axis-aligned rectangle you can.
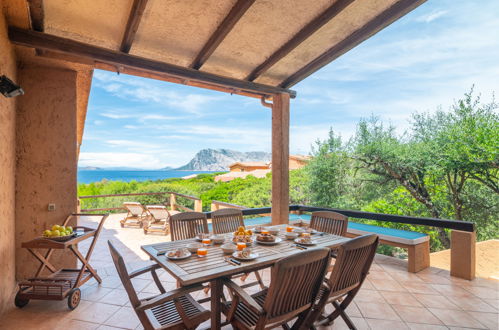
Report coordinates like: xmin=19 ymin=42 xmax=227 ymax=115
xmin=315 ymin=316 xmax=370 ymax=330
xmin=356 ymin=301 xmax=401 ymax=321
xmin=323 ymin=301 xmax=362 ymax=318
xmin=416 ymin=273 xmax=452 ymax=285
xmin=431 ymin=284 xmax=475 ymax=298
xmin=370 ymin=279 xmax=408 ymax=292
xmin=381 ymin=291 xmax=422 ymax=307
xmin=468 ymin=311 xmax=499 ymax=330
xmin=391 ymin=305 xmax=442 ymax=324
xmin=55 ymin=319 xmax=100 ymax=330
xmin=429 ymin=308 xmax=487 ymax=328
xmin=81 ymin=286 xmax=115 ymax=302
xmin=131 ymin=278 xmax=152 ymax=291
xmin=100 ymin=276 xmax=124 ymax=289
xmin=406 ymin=323 xmax=448 ymax=330
xmin=99 ymin=288 xmax=131 ymax=306
xmin=71 ymin=302 xmax=121 ymax=324
xmin=390 ymin=271 xmax=425 ymax=283
xmin=355 ymin=289 xmax=386 ymax=303
xmin=400 ymin=281 xmax=439 ymax=294
xmin=463 ymin=285 xmax=499 ymax=300
xmin=365 ymin=318 xmax=409 ymax=329
xmin=360 ymin=278 xmax=375 ymax=290
xmin=140 ymin=281 xmax=162 ymax=294
xmin=447 ymin=296 xmax=498 ymax=313
xmin=413 ymin=293 xmax=460 ymax=309
xmin=103 ymin=306 xmax=141 ymax=329
xmin=367 ymin=271 xmax=393 ymax=280
xmin=483 ymin=298 xmax=499 ymax=310
xmin=97 ymin=326 xmax=127 ymax=330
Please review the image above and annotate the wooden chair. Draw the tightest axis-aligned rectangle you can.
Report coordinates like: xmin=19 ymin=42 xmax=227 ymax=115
xmin=222 ymin=248 xmax=331 ymax=330
xmin=211 ymin=208 xmax=265 ymax=290
xmin=169 ymin=212 xmax=209 ymax=241
xmin=108 ymin=241 xmax=210 ymax=330
xmin=312 ymin=234 xmax=379 ymax=329
xmin=309 ymin=211 xmax=348 ymax=236
xmin=143 ymin=205 xmax=170 ymax=235
xmin=120 ymin=202 xmax=148 ymax=228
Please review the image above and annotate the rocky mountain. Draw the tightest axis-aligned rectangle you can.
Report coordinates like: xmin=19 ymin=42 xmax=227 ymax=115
xmin=176 ymin=149 xmax=271 ymax=171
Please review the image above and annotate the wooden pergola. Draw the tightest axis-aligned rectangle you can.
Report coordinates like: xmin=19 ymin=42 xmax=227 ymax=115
xmin=7 ymin=0 xmax=426 ymax=225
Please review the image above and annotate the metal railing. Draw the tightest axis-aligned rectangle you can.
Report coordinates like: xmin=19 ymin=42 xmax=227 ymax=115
xmin=78 ymin=192 xmax=202 ymax=213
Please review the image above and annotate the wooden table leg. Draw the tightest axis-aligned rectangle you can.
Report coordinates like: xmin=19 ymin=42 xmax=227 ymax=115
xmin=210 ymin=278 xmax=222 ymax=329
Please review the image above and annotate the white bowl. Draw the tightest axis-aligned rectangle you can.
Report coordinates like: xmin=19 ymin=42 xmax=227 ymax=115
xmin=187 ymin=242 xmax=203 ymax=253
xmin=268 ymin=227 xmax=280 ymax=235
xmin=293 ymin=228 xmax=305 ymax=234
xmin=285 ymin=232 xmax=299 ymax=240
xmin=210 ymin=235 xmax=225 ymax=244
xmin=221 ymin=243 xmax=236 ymax=254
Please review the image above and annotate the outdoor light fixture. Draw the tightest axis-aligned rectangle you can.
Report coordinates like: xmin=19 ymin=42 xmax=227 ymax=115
xmin=0 ymin=75 xmax=24 ymax=98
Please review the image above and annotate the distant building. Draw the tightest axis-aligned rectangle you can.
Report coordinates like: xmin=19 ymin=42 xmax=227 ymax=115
xmin=229 ymin=161 xmax=270 ymax=172
xmin=215 ymin=155 xmax=310 ymax=182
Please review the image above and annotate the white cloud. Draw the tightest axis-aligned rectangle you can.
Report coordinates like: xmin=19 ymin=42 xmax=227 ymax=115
xmin=415 ymin=9 xmax=448 ymax=23
xmin=79 ymin=152 xmax=165 ymax=169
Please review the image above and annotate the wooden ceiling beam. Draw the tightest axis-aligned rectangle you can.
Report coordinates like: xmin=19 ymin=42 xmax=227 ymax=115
xmin=27 ymin=0 xmax=44 ymax=32
xmin=190 ymin=0 xmax=255 ymax=70
xmin=246 ymin=0 xmax=354 ymax=82
xmin=120 ymin=0 xmax=148 ymax=53
xmin=280 ymin=0 xmax=427 ymax=88
xmin=9 ymin=27 xmax=296 ymax=98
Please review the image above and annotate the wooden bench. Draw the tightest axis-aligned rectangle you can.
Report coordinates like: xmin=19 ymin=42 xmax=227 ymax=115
xmin=240 ymin=214 xmax=430 ymax=273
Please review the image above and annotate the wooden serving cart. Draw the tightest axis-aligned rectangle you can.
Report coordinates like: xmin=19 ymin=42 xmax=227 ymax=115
xmin=15 ymin=213 xmax=108 ymax=310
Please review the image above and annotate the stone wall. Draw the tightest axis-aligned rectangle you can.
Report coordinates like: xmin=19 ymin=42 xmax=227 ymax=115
xmin=15 ymin=64 xmax=78 ymax=280
xmin=0 ymin=5 xmax=18 ymax=315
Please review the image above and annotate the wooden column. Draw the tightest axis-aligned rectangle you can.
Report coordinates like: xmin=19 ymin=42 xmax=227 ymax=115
xmin=271 ymin=93 xmax=290 ymax=225
xmin=450 ymin=230 xmax=476 ymax=280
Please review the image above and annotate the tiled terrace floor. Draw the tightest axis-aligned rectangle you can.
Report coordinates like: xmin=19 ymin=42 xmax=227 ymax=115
xmin=1 ymin=214 xmax=498 ymax=330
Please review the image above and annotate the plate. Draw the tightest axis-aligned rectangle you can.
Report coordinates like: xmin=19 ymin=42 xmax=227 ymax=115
xmin=166 ymin=250 xmax=192 ymax=260
xmin=232 ymin=251 xmax=259 ymax=261
xmin=231 ymin=238 xmax=254 ymax=246
xmin=294 ymin=238 xmax=317 ymax=246
xmin=45 ymin=233 xmax=76 ymax=242
xmin=256 ymin=237 xmax=282 ymax=245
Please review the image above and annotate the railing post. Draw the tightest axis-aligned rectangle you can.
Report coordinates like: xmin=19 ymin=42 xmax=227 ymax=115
xmin=211 ymin=202 xmax=218 ymax=212
xmin=194 ymin=199 xmax=202 ymax=212
xmin=170 ymin=193 xmax=176 ymax=211
xmin=450 ymin=230 xmax=476 ymax=280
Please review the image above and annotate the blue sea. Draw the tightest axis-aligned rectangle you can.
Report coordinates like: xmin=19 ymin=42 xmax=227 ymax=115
xmin=77 ymin=170 xmax=216 ymax=184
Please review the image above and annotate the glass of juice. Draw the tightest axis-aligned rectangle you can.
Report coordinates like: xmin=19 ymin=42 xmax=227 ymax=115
xmin=202 ymin=238 xmax=211 ymax=246
xmin=237 ymin=242 xmax=246 ymax=251
xmin=261 ymin=229 xmax=269 ymax=235
xmin=286 ymin=226 xmax=294 ymax=232
xmin=197 ymin=247 xmax=207 ymax=257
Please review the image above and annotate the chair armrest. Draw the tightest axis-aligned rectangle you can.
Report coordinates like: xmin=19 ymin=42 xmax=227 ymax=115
xmin=129 ymin=264 xmax=161 ymax=278
xmin=136 ymin=283 xmax=204 ymax=311
xmin=223 ymin=278 xmax=263 ymax=314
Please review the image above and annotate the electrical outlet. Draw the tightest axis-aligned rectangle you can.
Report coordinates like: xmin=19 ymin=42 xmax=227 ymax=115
xmin=48 ymin=203 xmax=56 ymax=211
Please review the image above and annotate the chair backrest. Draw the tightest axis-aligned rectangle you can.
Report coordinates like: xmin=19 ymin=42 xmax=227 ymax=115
xmin=107 ymin=241 xmax=141 ymax=307
xmin=327 ymin=234 xmax=379 ymax=298
xmin=211 ymin=208 xmax=244 ymax=234
xmin=310 ymin=211 xmax=348 ymax=236
xmin=124 ymin=202 xmax=145 ymax=216
xmin=147 ymin=205 xmax=170 ymax=221
xmin=260 ymin=248 xmax=331 ymax=326
xmin=169 ymin=212 xmax=209 ymax=241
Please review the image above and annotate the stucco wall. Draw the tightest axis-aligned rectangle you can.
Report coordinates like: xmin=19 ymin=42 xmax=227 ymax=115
xmin=15 ymin=64 xmax=78 ymax=280
xmin=0 ymin=6 xmax=18 ymax=315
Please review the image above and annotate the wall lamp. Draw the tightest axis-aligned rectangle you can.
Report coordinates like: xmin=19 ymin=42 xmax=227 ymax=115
xmin=0 ymin=75 xmax=24 ymax=98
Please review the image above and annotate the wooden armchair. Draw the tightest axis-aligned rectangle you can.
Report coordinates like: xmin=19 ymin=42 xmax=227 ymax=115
xmin=222 ymin=248 xmax=331 ymax=329
xmin=309 ymin=211 xmax=348 ymax=236
xmin=120 ymin=202 xmax=149 ymax=228
xmin=312 ymin=234 xmax=379 ymax=328
xmin=169 ymin=212 xmax=208 ymax=241
xmin=212 ymin=208 xmax=265 ymax=290
xmin=108 ymin=241 xmax=210 ymax=330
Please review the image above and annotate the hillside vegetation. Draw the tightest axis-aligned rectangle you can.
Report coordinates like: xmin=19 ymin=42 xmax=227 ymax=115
xmin=78 ymin=90 xmax=498 ymax=254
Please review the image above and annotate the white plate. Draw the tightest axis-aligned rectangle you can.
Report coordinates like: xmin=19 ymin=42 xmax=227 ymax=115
xmin=166 ymin=251 xmax=192 ymax=260
xmin=231 ymin=239 xmax=254 ymax=246
xmin=232 ymin=251 xmax=259 ymax=261
xmin=294 ymin=238 xmax=317 ymax=246
xmin=256 ymin=237 xmax=282 ymax=245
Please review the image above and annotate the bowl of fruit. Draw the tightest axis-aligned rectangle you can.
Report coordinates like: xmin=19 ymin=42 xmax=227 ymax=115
xmin=42 ymin=225 xmax=76 ymax=241
xmin=232 ymin=226 xmax=254 ymax=246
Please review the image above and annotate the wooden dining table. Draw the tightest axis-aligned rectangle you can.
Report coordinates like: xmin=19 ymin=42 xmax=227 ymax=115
xmin=141 ymin=223 xmax=350 ymax=329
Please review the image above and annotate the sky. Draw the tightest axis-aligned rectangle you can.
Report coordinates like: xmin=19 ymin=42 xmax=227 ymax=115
xmin=79 ymin=0 xmax=499 ymax=169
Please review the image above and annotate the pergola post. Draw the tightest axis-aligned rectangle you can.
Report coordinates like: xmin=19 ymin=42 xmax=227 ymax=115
xmin=271 ymin=93 xmax=290 ymax=225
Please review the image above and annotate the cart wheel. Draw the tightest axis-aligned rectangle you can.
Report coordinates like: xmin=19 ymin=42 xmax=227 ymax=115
xmin=67 ymin=288 xmax=81 ymax=310
xmin=143 ymin=228 xmax=148 ymax=235
xmin=120 ymin=222 xmax=125 ymax=228
xmin=14 ymin=292 xmax=29 ymax=308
